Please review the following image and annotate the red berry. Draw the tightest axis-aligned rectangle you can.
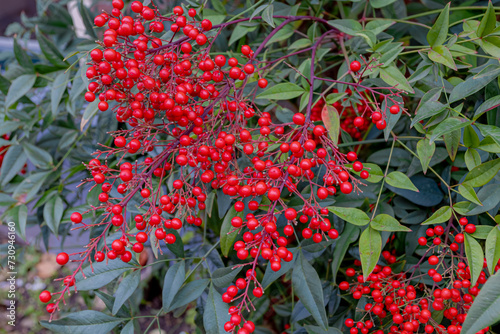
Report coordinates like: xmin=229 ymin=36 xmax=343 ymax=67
xmin=389 ymin=105 xmax=400 ymax=114
xmin=465 ymin=224 xmax=476 ymax=234
xmin=258 ymin=78 xmax=268 ymax=88
xmin=350 ymin=60 xmax=361 ymax=72
xmin=46 ymin=303 xmax=56 ymax=313
xmin=39 ymin=290 xmax=52 ymax=303
xmin=70 ymin=212 xmax=83 ymax=223
xmin=56 ymin=252 xmax=69 ymax=265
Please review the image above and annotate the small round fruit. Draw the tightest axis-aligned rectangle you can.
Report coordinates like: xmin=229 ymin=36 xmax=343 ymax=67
xmin=39 ymin=290 xmax=52 ymax=303
xmin=56 ymin=252 xmax=69 ymax=265
xmin=350 ymin=60 xmax=361 ymax=72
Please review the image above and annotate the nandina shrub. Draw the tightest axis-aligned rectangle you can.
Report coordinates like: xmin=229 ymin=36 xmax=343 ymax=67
xmin=1 ymin=0 xmax=500 ymax=333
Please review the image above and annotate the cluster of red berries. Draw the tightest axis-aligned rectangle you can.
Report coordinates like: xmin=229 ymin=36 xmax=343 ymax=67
xmin=310 ymin=60 xmax=404 ymax=138
xmin=338 ymin=217 xmax=492 ymax=334
xmin=41 ymin=0 xmax=407 ymax=329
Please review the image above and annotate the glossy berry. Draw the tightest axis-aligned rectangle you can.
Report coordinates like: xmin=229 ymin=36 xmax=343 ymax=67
xmin=350 ymin=60 xmax=361 ymax=72
xmin=56 ymin=252 xmax=69 ymax=265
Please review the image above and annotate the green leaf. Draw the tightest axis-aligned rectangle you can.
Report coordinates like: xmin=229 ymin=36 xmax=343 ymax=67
xmin=355 ymin=31 xmax=376 ymax=48
xmin=13 ymin=38 xmax=34 ymax=71
xmin=458 ymin=184 xmax=483 ymax=206
xmin=51 ymin=71 xmax=70 ymax=117
xmin=256 ymin=83 xmax=305 ymax=100
xmin=481 ymin=36 xmax=500 ymax=57
xmin=81 ymin=100 xmax=99 ymax=131
xmin=485 ymin=227 xmax=500 ymax=274
xmin=220 ymin=206 xmax=242 ymax=257
xmin=262 ymin=5 xmax=275 ymax=28
xmin=203 ymin=8 xmax=225 ymax=25
xmin=379 ymin=65 xmax=414 ymax=93
xmin=416 ymin=138 xmax=435 ymax=174
xmin=325 ymin=92 xmax=346 ymax=105
xmin=449 ymin=67 xmax=500 ymax=102
xmin=331 ymin=224 xmax=359 ymax=283
xmin=369 ymin=0 xmax=397 ymax=8
xmin=444 ymin=129 xmax=461 ymax=161
xmin=321 ymin=105 xmax=340 ymax=146
xmin=94 ymin=291 xmax=130 ymax=318
xmin=162 ymin=261 xmax=186 ymax=311
xmin=429 ymin=117 xmax=472 ymax=144
xmin=328 ymin=206 xmax=370 ymax=226
xmin=477 ymin=123 xmax=500 ymax=146
xmin=464 ymin=148 xmax=481 ymax=171
xmin=371 ymin=214 xmax=411 ymax=232
xmin=0 ymin=145 xmax=27 ymax=187
xmin=36 ymin=27 xmax=68 ymax=67
xmin=212 ymin=266 xmax=243 ymax=288
xmin=379 ymin=44 xmax=403 ymax=67
xmin=164 ymin=229 xmax=184 ymax=258
xmin=477 ymin=0 xmax=496 ymax=37
xmin=473 ymin=96 xmax=500 ymax=120
xmin=411 ymin=88 xmax=445 ymax=126
xmin=78 ymin=0 xmax=98 ymax=39
xmin=121 ymin=321 xmax=135 ymax=334
xmin=5 ymin=74 xmax=36 ymax=108
xmin=289 ymin=38 xmax=312 ymax=50
xmin=428 ymin=45 xmax=456 ymax=70
xmin=267 ymin=24 xmax=294 ymax=44
xmin=471 ymin=226 xmax=493 ymax=240
xmin=385 ymin=171 xmax=419 ymax=192
xmin=365 ymin=19 xmax=395 ymax=35
xmin=5 ymin=204 xmax=28 ymax=240
xmin=40 ymin=310 xmax=124 ymax=333
xmin=22 ymin=142 xmax=53 ymax=168
xmin=463 ymin=158 xmax=500 ymax=187
xmin=0 ymin=193 xmax=16 ymax=206
xmin=359 ymin=227 xmax=382 ymax=279
xmin=112 ymin=270 xmax=140 ymax=315
xmin=305 ymin=325 xmax=342 ymax=334
xmin=75 ymin=260 xmax=134 ymax=291
xmin=464 ymin=233 xmax=484 ymax=286
xmin=427 ymin=3 xmax=450 ymax=47
xmin=292 ymin=250 xmax=328 ymax=330
xmin=422 ymin=206 xmax=452 ymax=225
xmin=478 ymin=136 xmax=500 ymax=153
xmin=327 ymin=19 xmax=362 ymax=36
xmin=463 ymin=125 xmax=480 ymax=148
xmin=204 ymin=284 xmax=230 ymax=334
xmin=167 ymin=279 xmax=209 ymax=311
xmin=43 ymin=195 xmax=64 ymax=236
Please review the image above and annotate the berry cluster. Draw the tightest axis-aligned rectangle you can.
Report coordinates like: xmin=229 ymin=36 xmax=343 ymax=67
xmin=339 ymin=217 xmax=493 ymax=334
xmin=310 ymin=59 xmax=405 ymax=139
xmin=40 ymin=0 xmax=406 ymax=329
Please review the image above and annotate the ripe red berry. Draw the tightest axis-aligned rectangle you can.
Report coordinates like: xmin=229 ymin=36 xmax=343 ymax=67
xmin=70 ymin=212 xmax=83 ymax=224
xmin=253 ymin=287 xmax=263 ymax=298
xmin=258 ymin=78 xmax=268 ymax=88
xmin=46 ymin=303 xmax=56 ymax=313
xmin=464 ymin=224 xmax=476 ymax=234
xmin=350 ymin=60 xmax=361 ymax=72
xmin=389 ymin=105 xmax=400 ymax=114
xmin=428 ymin=255 xmax=439 ymax=266
xmin=39 ymin=290 xmax=52 ymax=303
xmin=95 ymin=251 xmax=105 ymax=262
xmin=56 ymin=252 xmax=69 ymax=265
